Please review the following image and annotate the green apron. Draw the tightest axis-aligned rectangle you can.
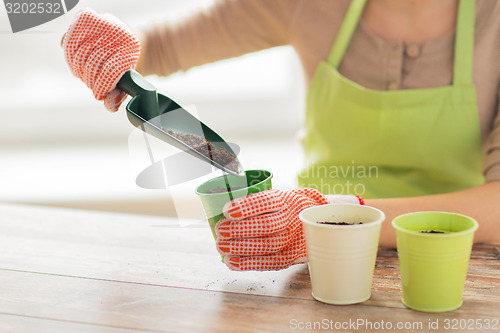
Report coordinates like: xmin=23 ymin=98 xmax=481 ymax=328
xmin=298 ymin=0 xmax=484 ymax=199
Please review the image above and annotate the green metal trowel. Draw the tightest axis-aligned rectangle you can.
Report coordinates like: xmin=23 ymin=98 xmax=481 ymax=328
xmin=116 ymin=70 xmax=243 ymax=176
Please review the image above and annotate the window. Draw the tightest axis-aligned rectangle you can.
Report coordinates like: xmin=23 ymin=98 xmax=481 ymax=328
xmin=0 ymin=0 xmax=304 ymax=213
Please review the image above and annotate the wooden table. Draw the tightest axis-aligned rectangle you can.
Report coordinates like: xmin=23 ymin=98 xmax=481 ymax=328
xmin=0 ymin=204 xmax=498 ymax=333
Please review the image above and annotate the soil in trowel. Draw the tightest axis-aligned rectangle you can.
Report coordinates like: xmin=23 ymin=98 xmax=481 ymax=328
xmin=164 ymin=130 xmax=240 ymax=173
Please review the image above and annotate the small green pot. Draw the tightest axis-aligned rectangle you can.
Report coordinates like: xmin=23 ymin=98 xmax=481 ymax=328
xmin=392 ymin=211 xmax=478 ymax=312
xmin=195 ymin=170 xmax=272 ymax=241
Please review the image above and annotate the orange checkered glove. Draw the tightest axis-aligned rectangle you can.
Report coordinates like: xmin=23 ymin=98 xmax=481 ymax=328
xmin=215 ymin=188 xmax=364 ymax=271
xmin=62 ymin=9 xmax=140 ymax=112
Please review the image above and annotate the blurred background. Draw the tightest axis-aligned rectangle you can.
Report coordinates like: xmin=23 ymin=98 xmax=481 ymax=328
xmin=0 ymin=0 xmax=305 ymax=220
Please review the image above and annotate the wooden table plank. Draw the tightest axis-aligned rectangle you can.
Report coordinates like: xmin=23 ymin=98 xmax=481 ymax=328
xmin=0 ymin=211 xmax=497 ymax=305
xmin=0 ymin=269 xmax=498 ymax=333
xmin=0 ymin=204 xmax=498 ymax=332
xmin=0 ymin=313 xmax=155 ymax=333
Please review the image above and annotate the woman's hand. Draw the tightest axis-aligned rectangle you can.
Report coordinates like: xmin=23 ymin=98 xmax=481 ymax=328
xmin=62 ymin=9 xmax=140 ymax=112
xmin=215 ymin=188 xmax=364 ymax=271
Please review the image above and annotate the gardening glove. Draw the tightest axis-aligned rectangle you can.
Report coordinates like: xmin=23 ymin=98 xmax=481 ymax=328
xmin=215 ymin=188 xmax=364 ymax=271
xmin=62 ymin=8 xmax=141 ymax=112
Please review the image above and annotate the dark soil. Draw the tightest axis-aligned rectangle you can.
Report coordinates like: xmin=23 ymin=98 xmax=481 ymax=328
xmin=316 ymin=221 xmax=363 ymax=225
xmin=420 ymin=230 xmax=445 ymax=234
xmin=205 ymin=186 xmax=245 ymax=194
xmin=164 ymin=130 xmax=240 ymax=173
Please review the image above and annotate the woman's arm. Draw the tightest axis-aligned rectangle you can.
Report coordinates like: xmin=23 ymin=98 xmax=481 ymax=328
xmin=367 ymin=181 xmax=500 ymax=248
xmin=136 ymin=0 xmax=298 ymax=76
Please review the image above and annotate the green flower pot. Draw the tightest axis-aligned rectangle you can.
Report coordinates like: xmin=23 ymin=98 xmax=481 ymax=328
xmin=392 ymin=211 xmax=478 ymax=312
xmin=195 ymin=170 xmax=273 ymax=241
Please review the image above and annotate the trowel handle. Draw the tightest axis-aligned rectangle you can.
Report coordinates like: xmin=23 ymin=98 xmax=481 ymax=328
xmin=117 ymin=70 xmax=160 ymax=120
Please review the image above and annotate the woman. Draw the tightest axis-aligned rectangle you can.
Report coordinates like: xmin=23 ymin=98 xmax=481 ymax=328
xmin=63 ymin=0 xmax=500 ymax=271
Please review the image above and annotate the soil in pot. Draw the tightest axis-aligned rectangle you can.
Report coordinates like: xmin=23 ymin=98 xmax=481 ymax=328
xmin=205 ymin=186 xmax=246 ymax=194
xmin=316 ymin=221 xmax=364 ymax=225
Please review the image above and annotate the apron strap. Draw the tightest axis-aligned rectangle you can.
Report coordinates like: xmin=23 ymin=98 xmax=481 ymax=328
xmin=327 ymin=0 xmax=367 ymax=68
xmin=327 ymin=0 xmax=475 ymax=86
xmin=453 ymin=0 xmax=475 ymax=86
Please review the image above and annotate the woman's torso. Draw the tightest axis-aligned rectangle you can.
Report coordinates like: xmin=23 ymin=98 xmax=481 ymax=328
xmin=290 ymin=0 xmax=500 ymax=150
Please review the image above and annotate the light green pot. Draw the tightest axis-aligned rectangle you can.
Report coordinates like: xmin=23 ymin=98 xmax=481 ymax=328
xmin=392 ymin=211 xmax=478 ymax=312
xmin=195 ymin=170 xmax=272 ymax=241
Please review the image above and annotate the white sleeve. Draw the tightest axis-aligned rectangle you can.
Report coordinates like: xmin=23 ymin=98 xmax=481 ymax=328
xmin=325 ymin=195 xmax=364 ymax=205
